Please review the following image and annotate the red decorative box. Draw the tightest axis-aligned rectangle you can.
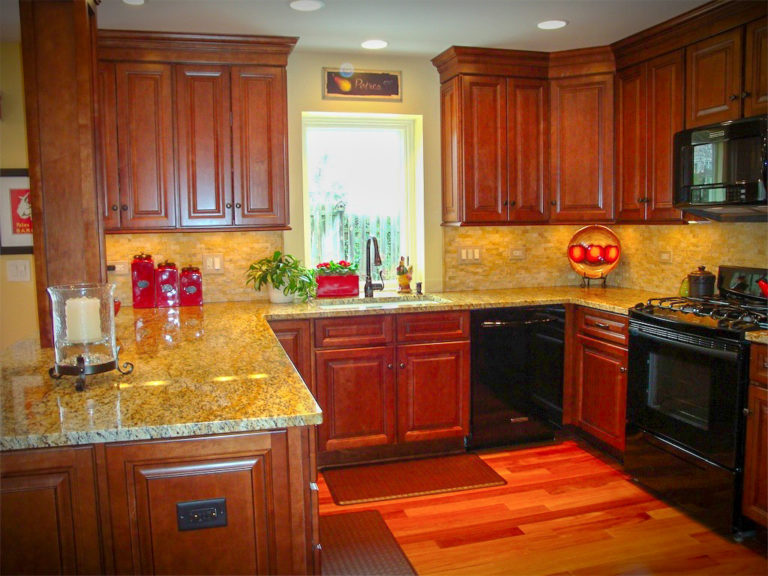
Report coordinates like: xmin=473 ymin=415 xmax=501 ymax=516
xmin=131 ymin=252 xmax=155 ymax=308
xmin=180 ymin=266 xmax=203 ymax=306
xmin=316 ymin=275 xmax=360 ymax=298
xmin=155 ymin=262 xmax=180 ymax=308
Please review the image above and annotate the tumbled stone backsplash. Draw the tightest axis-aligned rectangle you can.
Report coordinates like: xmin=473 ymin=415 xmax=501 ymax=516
xmin=444 ymin=222 xmax=768 ymax=295
xmin=105 ymin=231 xmax=283 ymax=306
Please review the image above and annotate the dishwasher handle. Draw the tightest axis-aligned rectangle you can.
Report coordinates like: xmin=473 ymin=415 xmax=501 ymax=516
xmin=480 ymin=316 xmax=555 ymax=329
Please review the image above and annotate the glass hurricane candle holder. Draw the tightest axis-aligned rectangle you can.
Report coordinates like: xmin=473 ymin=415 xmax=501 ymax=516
xmin=47 ymin=283 xmax=133 ymax=391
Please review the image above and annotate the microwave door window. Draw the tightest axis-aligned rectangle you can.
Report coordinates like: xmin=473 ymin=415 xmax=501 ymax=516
xmin=693 ymin=143 xmax=720 ymax=185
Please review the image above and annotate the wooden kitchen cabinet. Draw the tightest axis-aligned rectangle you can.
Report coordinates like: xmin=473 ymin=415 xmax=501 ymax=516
xmin=616 ymin=51 xmax=684 ymax=222
xmin=685 ymin=20 xmax=767 ymax=128
xmin=105 ymin=430 xmax=315 ymax=575
xmin=97 ymin=31 xmax=295 ymax=233
xmin=0 ymin=445 xmax=103 ymax=575
xmin=549 ymin=74 xmax=614 ymax=222
xmin=573 ymin=308 xmax=628 ymax=453
xmin=314 ymin=312 xmax=470 ymax=465
xmin=742 ymin=343 xmax=767 ymax=527
xmin=269 ymin=319 xmax=312 ymax=386
xmin=436 ymin=69 xmax=549 ymax=225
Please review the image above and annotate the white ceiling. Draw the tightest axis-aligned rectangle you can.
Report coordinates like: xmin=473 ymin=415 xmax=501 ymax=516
xmin=2 ymin=0 xmax=710 ymax=56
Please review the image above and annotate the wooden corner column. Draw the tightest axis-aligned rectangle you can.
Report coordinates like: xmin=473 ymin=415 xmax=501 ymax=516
xmin=20 ymin=0 xmax=106 ymax=347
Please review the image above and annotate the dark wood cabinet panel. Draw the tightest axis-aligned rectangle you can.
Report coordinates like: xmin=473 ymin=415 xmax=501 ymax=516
xmin=231 ymin=66 xmax=288 ymax=228
xmin=685 ymin=28 xmax=743 ymax=128
xmin=440 ymin=78 xmax=462 ymax=224
xmin=507 ymin=78 xmax=549 ymax=222
xmin=314 ymin=315 xmax=394 ymax=349
xmin=315 ymin=347 xmax=396 ymax=452
xmin=574 ymin=334 xmax=628 ymax=452
xmin=0 ymin=446 xmax=103 ymax=575
xmin=105 ymin=431 xmax=308 ymax=575
xmin=269 ymin=319 xmax=312 ymax=387
xmin=646 ymin=51 xmax=684 ymax=221
xmin=744 ymin=19 xmax=768 ymax=118
xmin=96 ymin=61 xmax=121 ymax=231
xmin=576 ymin=307 xmax=628 ymax=347
xmin=742 ymin=382 xmax=767 ymax=527
xmin=115 ymin=62 xmax=177 ymax=229
xmin=396 ymin=341 xmax=470 ymax=444
xmin=549 ymin=74 xmax=614 ymax=222
xmin=616 ymin=51 xmax=683 ymax=223
xmin=176 ymin=65 xmax=232 ymax=228
xmin=461 ymin=75 xmax=508 ymax=223
xmin=750 ymin=343 xmax=768 ymax=386
xmin=396 ymin=311 xmax=469 ymax=343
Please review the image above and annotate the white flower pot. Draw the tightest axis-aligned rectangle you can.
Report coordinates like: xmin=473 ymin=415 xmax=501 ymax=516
xmin=268 ymin=284 xmax=295 ymax=304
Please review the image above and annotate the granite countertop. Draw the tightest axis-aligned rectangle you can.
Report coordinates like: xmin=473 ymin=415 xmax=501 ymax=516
xmin=3 ymin=285 xmax=766 ymax=451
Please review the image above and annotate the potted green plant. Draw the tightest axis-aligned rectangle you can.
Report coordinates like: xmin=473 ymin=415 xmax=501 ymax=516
xmin=246 ymin=251 xmax=315 ymax=303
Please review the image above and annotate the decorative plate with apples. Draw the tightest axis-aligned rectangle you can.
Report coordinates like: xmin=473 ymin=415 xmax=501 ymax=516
xmin=567 ymin=225 xmax=621 ymax=280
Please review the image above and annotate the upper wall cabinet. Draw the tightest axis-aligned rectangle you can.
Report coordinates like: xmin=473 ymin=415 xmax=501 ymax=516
xmin=685 ymin=19 xmax=767 ymax=128
xmin=97 ymin=31 xmax=296 ymax=233
xmin=616 ymin=51 xmax=684 ymax=222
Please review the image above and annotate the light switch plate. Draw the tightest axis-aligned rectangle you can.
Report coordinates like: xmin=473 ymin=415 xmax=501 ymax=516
xmin=510 ymin=247 xmax=526 ymax=260
xmin=6 ymin=259 xmax=31 ymax=282
xmin=659 ymin=251 xmax=672 ymax=263
xmin=203 ymin=253 xmax=224 ymax=274
xmin=458 ymin=247 xmax=481 ymax=264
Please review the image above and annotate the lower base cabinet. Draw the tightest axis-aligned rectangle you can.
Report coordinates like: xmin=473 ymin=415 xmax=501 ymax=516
xmin=743 ymin=343 xmax=768 ymax=527
xmin=1 ymin=428 xmax=318 ymax=575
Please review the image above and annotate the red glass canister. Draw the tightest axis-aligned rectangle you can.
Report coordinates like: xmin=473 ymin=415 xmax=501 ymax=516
xmin=155 ymin=261 xmax=180 ymax=308
xmin=180 ymin=266 xmax=203 ymax=306
xmin=131 ymin=252 xmax=155 ymax=308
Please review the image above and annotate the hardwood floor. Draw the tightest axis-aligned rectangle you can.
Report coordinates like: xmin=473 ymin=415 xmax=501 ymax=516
xmin=318 ymin=440 xmax=768 ymax=575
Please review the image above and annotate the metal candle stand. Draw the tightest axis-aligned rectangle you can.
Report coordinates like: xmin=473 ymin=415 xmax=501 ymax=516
xmin=580 ymin=274 xmax=608 ymax=288
xmin=49 ymin=348 xmax=134 ymax=392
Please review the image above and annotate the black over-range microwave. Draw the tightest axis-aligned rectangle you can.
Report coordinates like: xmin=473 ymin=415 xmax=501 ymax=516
xmin=673 ymin=115 xmax=767 ymax=222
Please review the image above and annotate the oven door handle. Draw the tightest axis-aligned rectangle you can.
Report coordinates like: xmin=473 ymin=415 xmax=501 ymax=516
xmin=629 ymin=327 xmax=739 ymax=362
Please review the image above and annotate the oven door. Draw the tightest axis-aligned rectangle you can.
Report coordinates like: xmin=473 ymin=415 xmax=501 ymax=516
xmin=627 ymin=321 xmax=747 ymax=470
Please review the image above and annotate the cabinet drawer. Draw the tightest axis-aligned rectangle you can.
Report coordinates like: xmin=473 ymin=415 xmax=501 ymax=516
xmin=751 ymin=343 xmax=768 ymax=388
xmin=314 ymin=315 xmax=394 ymax=348
xmin=396 ymin=311 xmax=470 ymax=343
xmin=576 ymin=307 xmax=628 ymax=347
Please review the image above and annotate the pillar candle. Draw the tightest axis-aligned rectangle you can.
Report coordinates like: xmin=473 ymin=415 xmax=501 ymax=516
xmin=65 ymin=297 xmax=101 ymax=343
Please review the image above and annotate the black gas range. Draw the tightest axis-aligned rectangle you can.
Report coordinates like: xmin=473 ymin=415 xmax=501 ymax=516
xmin=625 ymin=265 xmax=767 ymax=538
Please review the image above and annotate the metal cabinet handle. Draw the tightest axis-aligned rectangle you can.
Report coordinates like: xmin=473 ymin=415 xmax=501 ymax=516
xmin=399 ymin=362 xmax=406 ymax=369
xmin=741 ymin=91 xmax=752 ymax=99
xmin=593 ymin=321 xmax=610 ymax=329
xmin=235 ymin=203 xmax=242 ymax=209
xmin=743 ymin=407 xmax=751 ymax=417
xmin=619 ymin=366 xmax=627 ymax=373
xmin=509 ymin=200 xmax=516 ymax=206
xmin=729 ymin=94 xmax=739 ymax=101
xmin=503 ymin=200 xmax=509 ymax=207
xmin=121 ymin=204 xmax=128 ymax=211
xmin=763 ymin=360 xmax=768 ymax=369
xmin=550 ymin=200 xmax=557 ymax=206
xmin=386 ymin=363 xmax=393 ymax=369
xmin=111 ymin=204 xmax=119 ymax=212
xmin=226 ymin=202 xmax=232 ymax=209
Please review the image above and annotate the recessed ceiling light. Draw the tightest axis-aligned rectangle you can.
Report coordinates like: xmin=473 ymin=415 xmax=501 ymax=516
xmin=290 ymin=0 xmax=325 ymax=11
xmin=361 ymin=39 xmax=388 ymax=50
xmin=537 ymin=20 xmax=568 ymax=30
xmin=122 ymin=0 xmax=145 ymax=5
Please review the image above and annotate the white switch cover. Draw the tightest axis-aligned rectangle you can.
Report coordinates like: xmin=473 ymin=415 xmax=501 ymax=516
xmin=659 ymin=251 xmax=672 ymax=263
xmin=203 ymin=253 xmax=224 ymax=274
xmin=510 ymin=247 xmax=526 ymax=260
xmin=6 ymin=260 xmax=31 ymax=282
xmin=458 ymin=247 xmax=481 ymax=264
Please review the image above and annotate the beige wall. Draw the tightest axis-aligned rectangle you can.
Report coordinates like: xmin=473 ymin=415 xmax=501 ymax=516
xmin=444 ymin=222 xmax=768 ymax=295
xmin=284 ymin=51 xmax=443 ymax=292
xmin=0 ymin=42 xmax=39 ymax=349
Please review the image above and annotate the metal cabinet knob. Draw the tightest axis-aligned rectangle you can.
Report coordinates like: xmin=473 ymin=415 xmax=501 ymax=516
xmin=594 ymin=322 xmax=610 ymax=329
xmin=619 ymin=366 xmax=627 ymax=373
xmin=235 ymin=202 xmax=242 ymax=209
xmin=121 ymin=204 xmax=128 ymax=211
xmin=743 ymin=407 xmax=751 ymax=417
xmin=509 ymin=200 xmax=516 ymax=207
xmin=386 ymin=363 xmax=393 ymax=369
xmin=226 ymin=202 xmax=232 ymax=209
xmin=399 ymin=362 xmax=406 ymax=369
xmin=550 ymin=200 xmax=557 ymax=206
xmin=729 ymin=94 xmax=739 ymax=101
xmin=741 ymin=91 xmax=752 ymax=99
xmin=111 ymin=204 xmax=119 ymax=211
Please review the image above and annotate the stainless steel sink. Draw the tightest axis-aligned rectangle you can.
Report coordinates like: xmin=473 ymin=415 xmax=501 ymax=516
xmin=316 ymin=294 xmax=449 ymax=310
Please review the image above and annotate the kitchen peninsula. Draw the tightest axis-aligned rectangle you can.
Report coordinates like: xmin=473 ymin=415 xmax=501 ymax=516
xmin=3 ymin=286 xmax=766 ymax=574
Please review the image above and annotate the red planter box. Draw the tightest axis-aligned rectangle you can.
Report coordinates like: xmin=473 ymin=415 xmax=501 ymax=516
xmin=316 ymin=275 xmax=360 ymax=298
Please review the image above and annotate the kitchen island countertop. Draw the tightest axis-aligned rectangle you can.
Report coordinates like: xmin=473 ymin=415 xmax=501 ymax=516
xmin=3 ymin=285 xmax=765 ymax=450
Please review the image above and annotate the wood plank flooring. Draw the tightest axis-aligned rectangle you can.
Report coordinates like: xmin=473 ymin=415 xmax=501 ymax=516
xmin=318 ymin=440 xmax=768 ymax=575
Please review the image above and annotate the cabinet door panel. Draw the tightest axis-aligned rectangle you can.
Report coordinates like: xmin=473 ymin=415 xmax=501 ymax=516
xmin=176 ymin=65 xmax=232 ymax=227
xmin=440 ymin=78 xmax=462 ymax=223
xmin=397 ymin=341 xmax=470 ymax=443
xmin=575 ymin=334 xmax=627 ymax=452
xmin=0 ymin=446 xmax=102 ymax=575
xmin=115 ymin=62 xmax=177 ymax=228
xmin=742 ymin=384 xmax=767 ymax=527
xmin=550 ymin=75 xmax=614 ymax=222
xmin=507 ymin=78 xmax=549 ymax=222
xmin=744 ymin=19 xmax=768 ymax=118
xmin=106 ymin=432 xmax=293 ymax=575
xmin=96 ymin=61 xmax=121 ymax=230
xmin=462 ymin=76 xmax=507 ymax=223
xmin=616 ymin=64 xmax=647 ymax=221
xmin=685 ymin=29 xmax=743 ymax=127
xmin=231 ymin=66 xmax=288 ymax=228
xmin=315 ymin=347 xmax=396 ymax=452
xmin=269 ymin=319 xmax=312 ymax=387
xmin=646 ymin=51 xmax=684 ymax=221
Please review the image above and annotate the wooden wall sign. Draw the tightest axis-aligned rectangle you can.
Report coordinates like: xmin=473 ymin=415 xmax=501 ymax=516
xmin=322 ymin=68 xmax=402 ymax=101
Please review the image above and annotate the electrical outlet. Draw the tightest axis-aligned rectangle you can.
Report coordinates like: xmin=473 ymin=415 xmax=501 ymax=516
xmin=203 ymin=253 xmax=224 ymax=274
xmin=510 ymin=247 xmax=526 ymax=260
xmin=659 ymin=251 xmax=672 ymax=263
xmin=6 ymin=260 xmax=30 ymax=282
xmin=458 ymin=247 xmax=481 ymax=264
xmin=109 ymin=261 xmax=130 ymax=275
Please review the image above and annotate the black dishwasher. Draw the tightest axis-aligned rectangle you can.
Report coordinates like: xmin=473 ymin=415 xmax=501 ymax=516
xmin=469 ymin=306 xmax=565 ymax=449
